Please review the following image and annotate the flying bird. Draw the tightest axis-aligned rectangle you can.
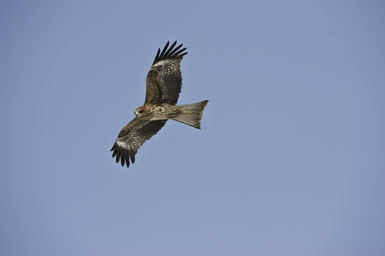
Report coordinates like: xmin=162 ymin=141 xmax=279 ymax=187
xmin=111 ymin=41 xmax=209 ymax=168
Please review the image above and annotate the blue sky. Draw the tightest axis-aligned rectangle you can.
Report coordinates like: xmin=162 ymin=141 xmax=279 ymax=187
xmin=1 ymin=1 xmax=385 ymax=255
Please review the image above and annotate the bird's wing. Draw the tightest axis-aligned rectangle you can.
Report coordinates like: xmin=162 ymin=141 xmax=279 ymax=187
xmin=111 ymin=115 xmax=167 ymax=167
xmin=145 ymin=41 xmax=188 ymax=105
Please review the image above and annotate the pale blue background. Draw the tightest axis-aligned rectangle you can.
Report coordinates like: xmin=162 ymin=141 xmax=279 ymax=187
xmin=1 ymin=1 xmax=385 ymax=255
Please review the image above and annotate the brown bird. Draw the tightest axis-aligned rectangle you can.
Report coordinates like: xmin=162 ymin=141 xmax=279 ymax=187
xmin=111 ymin=41 xmax=209 ymax=168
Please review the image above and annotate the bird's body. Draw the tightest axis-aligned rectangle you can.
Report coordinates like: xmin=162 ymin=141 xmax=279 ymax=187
xmin=111 ymin=41 xmax=208 ymax=168
xmin=134 ymin=104 xmax=181 ymax=120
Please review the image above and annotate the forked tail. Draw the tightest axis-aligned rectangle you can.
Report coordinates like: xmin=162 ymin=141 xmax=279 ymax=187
xmin=173 ymin=100 xmax=209 ymax=129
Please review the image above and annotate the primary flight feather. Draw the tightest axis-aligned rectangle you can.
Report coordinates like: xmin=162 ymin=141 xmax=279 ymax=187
xmin=111 ymin=41 xmax=209 ymax=168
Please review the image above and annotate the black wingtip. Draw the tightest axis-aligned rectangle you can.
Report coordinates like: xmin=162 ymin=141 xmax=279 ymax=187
xmin=153 ymin=48 xmax=161 ymax=65
xmin=126 ymin=158 xmax=130 ymax=168
xmin=158 ymin=41 xmax=170 ymax=60
xmin=170 ymin=47 xmax=187 ymax=58
xmin=152 ymin=41 xmax=188 ymax=65
xmin=111 ymin=144 xmax=136 ymax=168
xmin=115 ymin=152 xmax=120 ymax=163
xmin=130 ymin=152 xmax=135 ymax=164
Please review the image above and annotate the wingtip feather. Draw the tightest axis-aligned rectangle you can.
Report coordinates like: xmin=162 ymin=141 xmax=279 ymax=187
xmin=158 ymin=41 xmax=170 ymax=60
xmin=130 ymin=152 xmax=135 ymax=163
xmin=152 ymin=41 xmax=188 ymax=65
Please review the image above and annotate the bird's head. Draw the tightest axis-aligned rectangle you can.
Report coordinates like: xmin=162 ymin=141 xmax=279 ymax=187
xmin=134 ymin=106 xmax=145 ymax=117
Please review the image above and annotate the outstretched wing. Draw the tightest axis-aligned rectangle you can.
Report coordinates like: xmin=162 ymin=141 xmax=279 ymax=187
xmin=111 ymin=116 xmax=167 ymax=168
xmin=145 ymin=41 xmax=188 ymax=105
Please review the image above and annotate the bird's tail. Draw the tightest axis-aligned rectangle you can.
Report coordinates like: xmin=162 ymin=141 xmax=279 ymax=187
xmin=173 ymin=100 xmax=209 ymax=129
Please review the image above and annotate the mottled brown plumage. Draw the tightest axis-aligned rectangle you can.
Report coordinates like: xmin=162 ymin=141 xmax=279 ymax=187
xmin=111 ymin=41 xmax=208 ymax=168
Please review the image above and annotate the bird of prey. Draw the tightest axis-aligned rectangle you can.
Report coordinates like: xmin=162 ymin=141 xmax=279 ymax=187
xmin=111 ymin=41 xmax=209 ymax=168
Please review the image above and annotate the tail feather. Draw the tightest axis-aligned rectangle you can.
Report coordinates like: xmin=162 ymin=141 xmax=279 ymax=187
xmin=173 ymin=100 xmax=208 ymax=129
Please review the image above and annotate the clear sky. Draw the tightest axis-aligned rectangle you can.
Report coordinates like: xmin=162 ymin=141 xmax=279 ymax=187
xmin=1 ymin=0 xmax=385 ymax=255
